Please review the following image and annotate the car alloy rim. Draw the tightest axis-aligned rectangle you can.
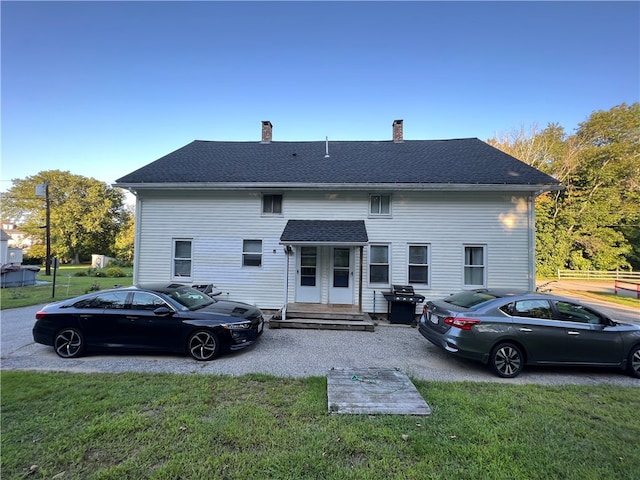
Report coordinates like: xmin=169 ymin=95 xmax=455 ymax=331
xmin=189 ymin=332 xmax=216 ymax=360
xmin=55 ymin=329 xmax=82 ymax=358
xmin=495 ymin=346 xmax=521 ymax=376
xmin=632 ymin=349 xmax=640 ymax=374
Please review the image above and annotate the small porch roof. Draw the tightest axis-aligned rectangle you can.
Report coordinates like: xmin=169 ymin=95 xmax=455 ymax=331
xmin=279 ymin=220 xmax=368 ymax=245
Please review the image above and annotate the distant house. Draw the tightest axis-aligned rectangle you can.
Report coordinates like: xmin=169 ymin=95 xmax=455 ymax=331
xmin=0 ymin=230 xmax=10 ymax=265
xmin=1 ymin=221 xmax=33 ymax=252
xmin=115 ymin=120 xmax=561 ymax=314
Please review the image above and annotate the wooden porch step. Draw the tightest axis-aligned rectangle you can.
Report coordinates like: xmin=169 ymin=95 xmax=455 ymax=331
xmin=269 ymin=303 xmax=375 ymax=331
xmin=285 ymin=310 xmax=367 ymax=321
xmin=269 ymin=317 xmax=375 ymax=332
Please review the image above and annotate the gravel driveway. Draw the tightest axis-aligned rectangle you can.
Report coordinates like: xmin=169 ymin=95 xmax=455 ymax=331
xmin=1 ymin=302 xmax=638 ymax=387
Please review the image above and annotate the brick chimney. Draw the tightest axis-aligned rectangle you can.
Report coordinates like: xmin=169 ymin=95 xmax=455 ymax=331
xmin=261 ymin=121 xmax=273 ymax=143
xmin=392 ymin=119 xmax=403 ymax=143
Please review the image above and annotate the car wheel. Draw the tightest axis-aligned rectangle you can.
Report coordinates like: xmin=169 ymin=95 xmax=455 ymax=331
xmin=627 ymin=345 xmax=640 ymax=379
xmin=187 ymin=330 xmax=220 ymax=361
xmin=489 ymin=342 xmax=524 ymax=378
xmin=54 ymin=328 xmax=86 ymax=359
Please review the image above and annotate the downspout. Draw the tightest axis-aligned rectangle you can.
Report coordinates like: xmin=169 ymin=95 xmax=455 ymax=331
xmin=283 ymin=246 xmax=290 ymax=321
xmin=133 ymin=194 xmax=142 ymax=285
xmin=358 ymin=246 xmax=364 ymax=312
xmin=528 ymin=192 xmax=538 ymax=291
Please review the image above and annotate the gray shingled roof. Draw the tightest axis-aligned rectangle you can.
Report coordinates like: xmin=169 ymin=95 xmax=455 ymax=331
xmin=280 ymin=220 xmax=368 ymax=244
xmin=115 ymin=138 xmax=560 ymax=188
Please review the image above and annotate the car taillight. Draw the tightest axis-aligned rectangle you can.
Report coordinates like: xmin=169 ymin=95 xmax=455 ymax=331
xmin=444 ymin=317 xmax=480 ymax=330
xmin=35 ymin=311 xmax=46 ymax=320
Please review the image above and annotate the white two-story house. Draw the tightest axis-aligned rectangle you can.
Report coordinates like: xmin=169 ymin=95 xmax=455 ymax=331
xmin=115 ymin=120 xmax=561 ymax=318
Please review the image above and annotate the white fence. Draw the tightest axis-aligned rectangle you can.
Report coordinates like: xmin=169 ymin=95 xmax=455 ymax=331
xmin=557 ymin=269 xmax=640 ymax=281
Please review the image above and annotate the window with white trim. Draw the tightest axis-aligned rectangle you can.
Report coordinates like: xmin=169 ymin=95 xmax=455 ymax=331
xmin=408 ymin=245 xmax=430 ymax=286
xmin=243 ymin=239 xmax=263 ymax=267
xmin=262 ymin=194 xmax=282 ymax=215
xmin=464 ymin=245 xmax=486 ymax=287
xmin=173 ymin=239 xmax=192 ymax=278
xmin=369 ymin=194 xmax=391 ymax=216
xmin=369 ymin=245 xmax=389 ymax=284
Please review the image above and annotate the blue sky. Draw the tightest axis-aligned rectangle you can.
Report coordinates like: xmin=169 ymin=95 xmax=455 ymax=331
xmin=2 ymin=1 xmax=639 ymax=191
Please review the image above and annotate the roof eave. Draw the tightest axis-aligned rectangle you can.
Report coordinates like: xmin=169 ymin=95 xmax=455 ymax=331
xmin=114 ymin=182 xmax=563 ymax=193
xmin=278 ymin=240 xmax=369 ymax=246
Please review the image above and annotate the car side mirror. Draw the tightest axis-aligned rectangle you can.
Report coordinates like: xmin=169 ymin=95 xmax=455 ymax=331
xmin=153 ymin=307 xmax=174 ymax=316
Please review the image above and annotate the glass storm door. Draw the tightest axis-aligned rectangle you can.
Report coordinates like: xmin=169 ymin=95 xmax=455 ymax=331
xmin=330 ymin=247 xmax=353 ymax=304
xmin=296 ymin=247 xmax=320 ymax=303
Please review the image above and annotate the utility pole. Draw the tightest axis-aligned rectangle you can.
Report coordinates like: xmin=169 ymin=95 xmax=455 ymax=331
xmin=36 ymin=183 xmax=51 ymax=275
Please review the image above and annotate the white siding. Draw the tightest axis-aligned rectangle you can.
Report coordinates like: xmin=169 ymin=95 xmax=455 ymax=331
xmin=134 ymin=189 xmax=534 ymax=311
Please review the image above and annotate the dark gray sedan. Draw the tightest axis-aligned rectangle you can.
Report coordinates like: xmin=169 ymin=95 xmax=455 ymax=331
xmin=418 ymin=290 xmax=640 ymax=378
xmin=33 ymin=283 xmax=264 ymax=361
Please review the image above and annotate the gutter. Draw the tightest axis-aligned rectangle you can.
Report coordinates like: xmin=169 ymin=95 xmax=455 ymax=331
xmin=114 ymin=182 xmax=563 ymax=193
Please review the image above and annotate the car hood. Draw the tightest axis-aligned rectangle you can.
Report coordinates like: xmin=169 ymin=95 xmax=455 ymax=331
xmin=197 ymin=299 xmax=261 ymax=320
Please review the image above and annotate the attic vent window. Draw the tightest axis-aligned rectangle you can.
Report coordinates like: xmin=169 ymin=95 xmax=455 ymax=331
xmin=370 ymin=194 xmax=391 ymax=216
xmin=262 ymin=194 xmax=282 ymax=215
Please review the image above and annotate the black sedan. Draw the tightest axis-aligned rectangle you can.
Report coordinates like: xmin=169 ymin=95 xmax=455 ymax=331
xmin=418 ymin=289 xmax=640 ymax=378
xmin=33 ymin=283 xmax=264 ymax=361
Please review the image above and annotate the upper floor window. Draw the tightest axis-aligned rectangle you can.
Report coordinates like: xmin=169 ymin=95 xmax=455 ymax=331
xmin=369 ymin=245 xmax=389 ymax=284
xmin=463 ymin=245 xmax=486 ymax=288
xmin=243 ymin=239 xmax=262 ymax=267
xmin=408 ymin=245 xmax=430 ymax=286
xmin=370 ymin=194 xmax=391 ymax=216
xmin=262 ymin=194 xmax=282 ymax=215
xmin=173 ymin=239 xmax=192 ymax=278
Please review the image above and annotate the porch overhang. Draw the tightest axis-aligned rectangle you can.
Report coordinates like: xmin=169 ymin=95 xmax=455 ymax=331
xmin=279 ymin=220 xmax=368 ymax=246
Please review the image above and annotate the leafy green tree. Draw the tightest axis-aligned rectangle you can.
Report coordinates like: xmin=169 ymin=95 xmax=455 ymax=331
xmin=1 ymin=170 xmax=129 ymax=264
xmin=113 ymin=211 xmax=135 ymax=265
xmin=489 ymin=103 xmax=640 ymax=274
xmin=572 ymin=103 xmax=640 ymax=269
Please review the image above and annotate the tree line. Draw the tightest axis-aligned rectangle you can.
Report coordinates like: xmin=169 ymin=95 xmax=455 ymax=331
xmin=2 ymin=103 xmax=638 ymax=274
xmin=1 ymin=170 xmax=134 ymax=266
xmin=488 ymin=102 xmax=640 ymax=276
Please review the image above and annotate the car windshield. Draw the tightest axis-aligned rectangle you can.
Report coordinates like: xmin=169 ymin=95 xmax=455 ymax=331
xmin=444 ymin=291 xmax=498 ymax=308
xmin=165 ymin=287 xmax=215 ymax=311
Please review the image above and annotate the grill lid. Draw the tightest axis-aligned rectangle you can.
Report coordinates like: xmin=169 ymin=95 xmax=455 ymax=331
xmin=393 ymin=285 xmax=415 ymax=295
xmin=382 ymin=285 xmax=425 ymax=303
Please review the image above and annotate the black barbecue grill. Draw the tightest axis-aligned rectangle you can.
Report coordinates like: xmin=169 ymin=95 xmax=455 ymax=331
xmin=382 ymin=285 xmax=426 ymax=324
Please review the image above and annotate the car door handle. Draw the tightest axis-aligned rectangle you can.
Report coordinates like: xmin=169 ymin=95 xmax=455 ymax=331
xmin=519 ymin=328 xmax=532 ymax=332
xmin=567 ymin=331 xmax=580 ymax=336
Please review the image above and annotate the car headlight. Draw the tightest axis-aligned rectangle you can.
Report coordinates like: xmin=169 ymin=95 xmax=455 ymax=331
xmin=223 ymin=322 xmax=252 ymax=330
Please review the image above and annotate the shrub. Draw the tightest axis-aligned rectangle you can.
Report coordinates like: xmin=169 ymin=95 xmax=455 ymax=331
xmin=106 ymin=267 xmax=125 ymax=278
xmin=22 ymin=255 xmax=44 ymax=266
xmin=73 ymin=271 xmax=88 ymax=277
xmin=107 ymin=258 xmax=132 ymax=268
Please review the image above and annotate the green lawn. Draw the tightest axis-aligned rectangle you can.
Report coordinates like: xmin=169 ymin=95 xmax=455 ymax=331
xmin=0 ymin=266 xmax=133 ymax=309
xmin=1 ymin=371 xmax=639 ymax=479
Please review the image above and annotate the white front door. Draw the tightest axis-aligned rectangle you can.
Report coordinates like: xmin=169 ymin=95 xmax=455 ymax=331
xmin=295 ymin=246 xmax=321 ymax=303
xmin=329 ymin=247 xmax=353 ymax=304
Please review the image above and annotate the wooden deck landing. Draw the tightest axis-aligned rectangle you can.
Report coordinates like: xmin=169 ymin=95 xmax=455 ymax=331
xmin=269 ymin=303 xmax=375 ymax=331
